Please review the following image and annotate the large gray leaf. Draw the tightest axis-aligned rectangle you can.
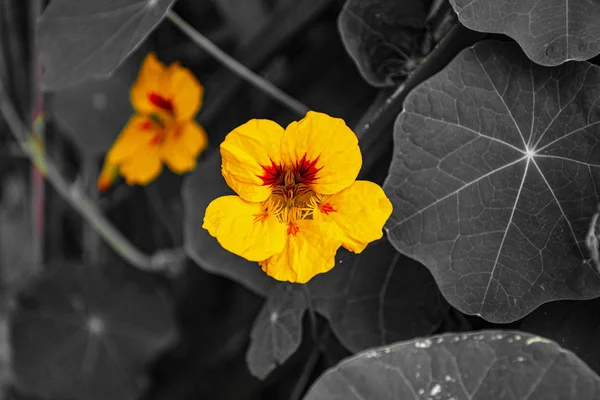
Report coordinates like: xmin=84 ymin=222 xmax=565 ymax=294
xmin=304 ymin=331 xmax=600 ymax=400
xmin=450 ymin=0 xmax=600 ymax=66
xmin=307 ymin=239 xmax=449 ymax=353
xmin=182 ymin=151 xmax=275 ymax=297
xmin=246 ymin=283 xmax=306 ymax=380
xmin=37 ymin=0 xmax=175 ymax=90
xmin=384 ymin=40 xmax=600 ymax=322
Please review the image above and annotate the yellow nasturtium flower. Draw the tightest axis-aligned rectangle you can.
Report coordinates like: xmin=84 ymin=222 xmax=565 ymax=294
xmin=98 ymin=52 xmax=208 ymax=191
xmin=203 ymin=111 xmax=393 ymax=283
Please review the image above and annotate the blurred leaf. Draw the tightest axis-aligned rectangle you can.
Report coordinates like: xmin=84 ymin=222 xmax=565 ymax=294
xmin=50 ymin=74 xmax=132 ymax=157
xmin=0 ymin=0 xmax=35 ymax=120
xmin=11 ymin=262 xmax=178 ymax=400
xmin=338 ymin=0 xmax=433 ymax=87
xmin=308 ymin=239 xmax=448 ymax=353
xmin=0 ymin=173 xmax=42 ymax=292
xmin=37 ymin=0 xmax=175 ymax=90
xmin=305 ymin=331 xmax=600 ymax=399
xmin=450 ymin=0 xmax=600 ymax=66
xmin=182 ymin=151 xmax=275 ymax=296
xmin=211 ymin=0 xmax=268 ymax=42
xmin=0 ymin=313 xmax=9 ymax=394
xmin=246 ymin=283 xmax=306 ymax=380
xmin=384 ymin=40 xmax=600 ymax=323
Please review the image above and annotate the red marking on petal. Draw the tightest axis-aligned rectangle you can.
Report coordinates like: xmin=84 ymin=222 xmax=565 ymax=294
xmin=253 ymin=213 xmax=269 ymax=223
xmin=287 ymin=224 xmax=299 ymax=236
xmin=259 ymin=159 xmax=284 ymax=186
xmin=320 ymin=203 xmax=336 ymax=215
xmin=97 ymin=176 xmax=112 ymax=192
xmin=173 ymin=126 xmax=182 ymax=139
xmin=149 ymin=133 xmax=163 ymax=146
xmin=140 ymin=121 xmax=153 ymax=130
xmin=295 ymin=154 xmax=322 ymax=184
xmin=148 ymin=92 xmax=174 ymax=113
xmin=97 ymin=163 xmax=119 ymax=192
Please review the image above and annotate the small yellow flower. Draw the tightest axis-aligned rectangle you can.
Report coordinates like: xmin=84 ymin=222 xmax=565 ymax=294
xmin=98 ymin=53 xmax=208 ymax=191
xmin=203 ymin=111 xmax=393 ymax=283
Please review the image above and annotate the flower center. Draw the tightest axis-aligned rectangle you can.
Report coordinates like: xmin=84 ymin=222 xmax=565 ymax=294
xmin=140 ymin=91 xmax=181 ymax=147
xmin=255 ymin=160 xmax=324 ymax=233
xmin=140 ymin=118 xmax=167 ymax=146
xmin=148 ymin=92 xmax=174 ymax=113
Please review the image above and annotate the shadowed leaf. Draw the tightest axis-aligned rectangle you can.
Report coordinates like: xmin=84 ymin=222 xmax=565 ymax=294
xmin=520 ymin=298 xmax=600 ymax=374
xmin=211 ymin=0 xmax=268 ymax=41
xmin=338 ymin=0 xmax=432 ymax=87
xmin=37 ymin=0 xmax=175 ymax=90
xmin=305 ymin=331 xmax=600 ymax=400
xmin=10 ymin=262 xmax=177 ymax=400
xmin=308 ymin=239 xmax=449 ymax=352
xmin=384 ymin=40 xmax=600 ymax=322
xmin=450 ymin=0 xmax=600 ymax=66
xmin=50 ymin=74 xmax=132 ymax=156
xmin=182 ymin=151 xmax=275 ymax=296
xmin=246 ymin=283 xmax=306 ymax=380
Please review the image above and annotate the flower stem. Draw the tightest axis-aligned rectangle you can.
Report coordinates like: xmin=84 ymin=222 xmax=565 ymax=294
xmin=301 ymin=285 xmax=319 ymax=345
xmin=166 ymin=11 xmax=309 ymax=117
xmin=289 ymin=336 xmax=322 ymax=400
xmin=0 ymin=87 xmax=182 ymax=273
xmin=144 ymin=184 xmax=182 ymax=245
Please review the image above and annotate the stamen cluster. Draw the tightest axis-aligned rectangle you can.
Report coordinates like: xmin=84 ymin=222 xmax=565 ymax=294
xmin=259 ymin=166 xmax=322 ymax=232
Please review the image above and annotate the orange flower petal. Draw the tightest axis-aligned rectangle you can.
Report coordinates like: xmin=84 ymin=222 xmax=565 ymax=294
xmin=161 ymin=121 xmax=208 ymax=174
xmin=203 ymin=195 xmax=287 ymax=261
xmin=119 ymin=146 xmax=162 ymax=185
xmin=130 ymin=53 xmax=203 ymax=121
xmin=106 ymin=115 xmax=154 ymax=164
xmin=259 ymin=218 xmax=342 ymax=283
xmin=130 ymin=52 xmax=167 ymax=115
xmin=281 ymin=111 xmax=362 ymax=195
xmin=166 ymin=63 xmax=203 ymax=121
xmin=318 ymin=180 xmax=392 ymax=253
xmin=220 ymin=119 xmax=284 ymax=202
xmin=97 ymin=161 xmax=120 ymax=192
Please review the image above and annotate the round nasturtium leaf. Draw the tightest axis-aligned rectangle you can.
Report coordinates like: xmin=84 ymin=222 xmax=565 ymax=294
xmin=304 ymin=331 xmax=600 ymax=399
xmin=10 ymin=262 xmax=178 ymax=400
xmin=246 ymin=283 xmax=306 ymax=380
xmin=182 ymin=151 xmax=275 ymax=297
xmin=37 ymin=0 xmax=176 ymax=90
xmin=449 ymin=0 xmax=600 ymax=66
xmin=384 ymin=40 xmax=600 ymax=323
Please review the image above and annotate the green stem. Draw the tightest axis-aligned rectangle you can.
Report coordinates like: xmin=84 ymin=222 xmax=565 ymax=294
xmin=0 ymin=87 xmax=183 ymax=273
xmin=166 ymin=11 xmax=310 ymax=117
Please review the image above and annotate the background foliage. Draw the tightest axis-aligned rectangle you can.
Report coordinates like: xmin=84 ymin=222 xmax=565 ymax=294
xmin=1 ymin=0 xmax=600 ymax=399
